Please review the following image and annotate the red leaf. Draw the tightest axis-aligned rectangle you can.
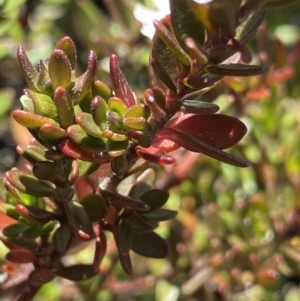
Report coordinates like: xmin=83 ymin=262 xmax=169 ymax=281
xmin=110 ymin=54 xmax=136 ymax=107
xmin=160 ymin=113 xmax=247 ymax=150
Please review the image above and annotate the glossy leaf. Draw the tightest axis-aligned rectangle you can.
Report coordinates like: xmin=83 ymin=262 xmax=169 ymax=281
xmin=236 ymin=10 xmax=266 ymax=44
xmin=179 ymin=100 xmax=219 ymax=114
xmin=53 ymin=224 xmax=73 ymax=255
xmin=111 ymin=155 xmax=128 ymax=178
xmin=144 ymin=88 xmax=167 ymax=119
xmin=58 ymin=139 xmax=110 ymax=164
xmin=80 ymin=194 xmax=109 ymax=222
xmin=56 ymin=264 xmax=97 ymax=281
xmin=29 ymin=268 xmax=55 ymax=286
xmin=139 ymin=189 xmax=170 ymax=211
xmin=157 ymin=127 xmax=249 ymax=167
xmin=125 ymin=212 xmax=158 ymax=232
xmin=19 ymin=205 xmax=55 ymax=224
xmin=131 ymin=231 xmax=170 ymax=258
xmin=141 ymin=208 xmax=177 ymax=221
xmin=6 ymin=248 xmax=37 ymax=264
xmin=112 ymin=224 xmax=133 ymax=274
xmin=64 ymin=200 xmax=94 ymax=240
xmin=54 ymin=186 xmax=75 ymax=203
xmin=136 ymin=145 xmax=176 ymax=166
xmin=206 ymin=64 xmax=266 ymax=76
xmin=100 ymin=189 xmax=150 ymax=212
xmin=3 ymin=223 xmax=29 ymax=239
xmin=115 ymin=220 xmax=133 ymax=255
xmin=162 ymin=114 xmax=247 ymax=150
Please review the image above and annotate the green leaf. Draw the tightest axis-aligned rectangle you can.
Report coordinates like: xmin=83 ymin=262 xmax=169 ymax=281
xmin=139 ymin=189 xmax=170 ymax=211
xmin=12 ymin=110 xmax=58 ymax=129
xmin=5 ymin=169 xmax=55 ymax=197
xmin=235 ymin=11 xmax=266 ymax=44
xmin=56 ymin=36 xmax=77 ymax=70
xmin=76 ymin=112 xmax=103 ymax=138
xmin=123 ymin=117 xmax=147 ymax=130
xmin=64 ymin=200 xmax=94 ymax=240
xmin=23 ymin=205 xmax=55 ymax=224
xmin=38 ymin=124 xmax=67 ymax=141
xmin=101 ymin=189 xmax=150 ymax=212
xmin=125 ymin=212 xmax=158 ymax=232
xmin=92 ymin=80 xmax=112 ymax=101
xmin=150 ymin=17 xmax=180 ymax=93
xmin=2 ymin=223 xmax=29 ymax=239
xmin=77 ymin=160 xmax=100 ymax=178
xmin=106 ymin=140 xmax=128 ymax=154
xmin=131 ymin=231 xmax=170 ymax=258
xmin=111 ymin=223 xmax=132 ymax=275
xmin=108 ymin=97 xmax=128 ymax=117
xmin=91 ymin=95 xmax=108 ymax=131
xmin=115 ymin=220 xmax=133 ymax=255
xmin=80 ymin=194 xmax=109 ymax=223
xmin=32 ymin=161 xmax=58 ymax=181
xmin=153 ymin=19 xmax=190 ymax=67
xmin=53 ymin=224 xmax=73 ymax=255
xmin=170 ymin=0 xmax=205 ymax=51
xmin=179 ymin=100 xmax=219 ymax=114
xmin=141 ymin=208 xmax=177 ymax=221
xmin=111 ymin=155 xmax=128 ymax=179
xmin=205 ymin=64 xmax=266 ymax=76
xmin=16 ymin=145 xmax=47 ymax=164
xmin=54 ymin=87 xmax=75 ymax=129
xmin=48 ymin=49 xmax=72 ymax=89
xmin=67 ymin=124 xmax=106 ymax=150
xmin=56 ymin=264 xmax=97 ymax=281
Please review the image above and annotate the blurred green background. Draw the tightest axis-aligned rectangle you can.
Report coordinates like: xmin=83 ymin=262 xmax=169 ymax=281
xmin=1 ymin=0 xmax=300 ymax=300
